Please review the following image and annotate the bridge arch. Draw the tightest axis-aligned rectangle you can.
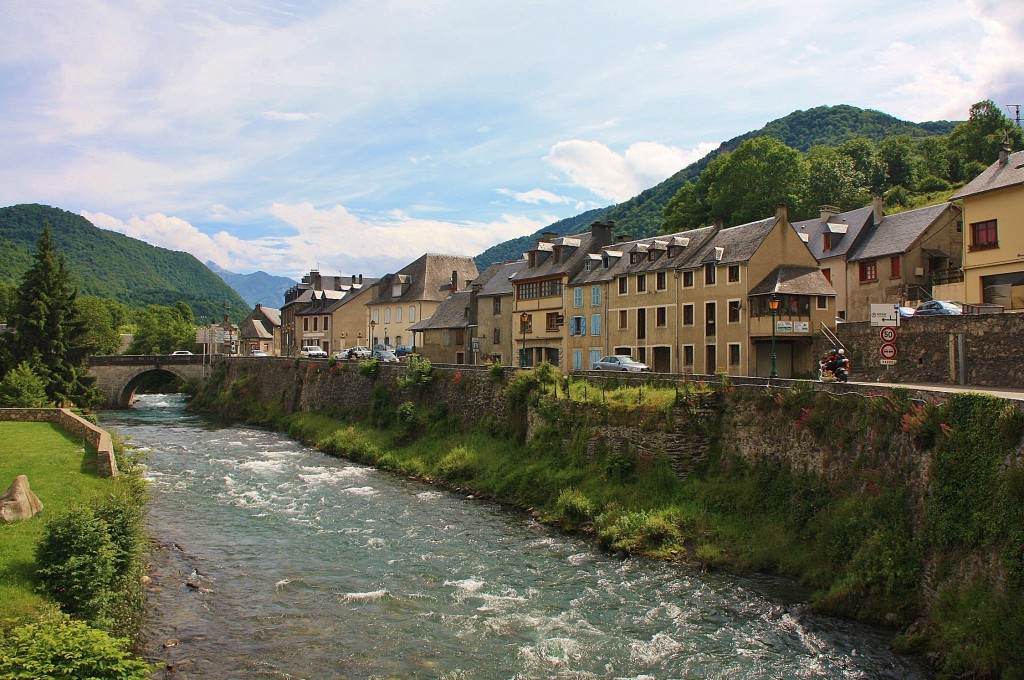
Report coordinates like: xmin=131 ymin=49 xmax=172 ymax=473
xmin=88 ymin=355 xmax=210 ymax=408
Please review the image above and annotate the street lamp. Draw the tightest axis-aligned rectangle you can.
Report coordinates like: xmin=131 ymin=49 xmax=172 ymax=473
xmin=520 ymin=312 xmax=530 ymax=367
xmin=768 ymin=294 xmax=780 ymax=380
xmin=369 ymin=320 xmax=377 ymax=347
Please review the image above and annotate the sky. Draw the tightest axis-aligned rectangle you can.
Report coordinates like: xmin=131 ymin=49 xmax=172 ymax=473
xmin=1 ymin=1 xmax=1022 ymax=281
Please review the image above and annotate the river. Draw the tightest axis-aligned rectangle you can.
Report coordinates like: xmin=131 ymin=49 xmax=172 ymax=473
xmin=101 ymin=394 xmax=928 ymax=679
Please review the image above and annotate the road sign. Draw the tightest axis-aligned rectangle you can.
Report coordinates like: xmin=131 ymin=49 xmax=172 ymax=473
xmin=880 ymin=359 xmax=897 ymax=366
xmin=870 ymin=303 xmax=901 ymax=327
xmin=879 ymin=327 xmax=897 ymax=343
xmin=880 ymin=342 xmax=898 ymax=360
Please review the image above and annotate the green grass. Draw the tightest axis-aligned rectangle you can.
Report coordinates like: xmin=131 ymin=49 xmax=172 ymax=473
xmin=0 ymin=422 xmax=112 ymax=625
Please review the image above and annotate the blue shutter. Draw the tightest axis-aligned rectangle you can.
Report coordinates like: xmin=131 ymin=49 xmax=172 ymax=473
xmin=589 ymin=350 xmax=602 ymax=369
xmin=579 ymin=315 xmax=587 ymax=336
xmin=574 ymin=287 xmax=583 ymax=308
xmin=591 ymin=314 xmax=601 ymax=336
xmin=569 ymin=316 xmax=576 ymax=336
xmin=591 ymin=285 xmax=601 ymax=306
xmin=573 ymin=349 xmax=583 ymax=370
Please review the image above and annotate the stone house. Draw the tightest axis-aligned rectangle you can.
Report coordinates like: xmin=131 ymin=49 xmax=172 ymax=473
xmin=239 ymin=304 xmax=281 ymax=356
xmin=566 ymin=206 xmax=836 ymax=377
xmin=280 ymin=271 xmax=372 ymax=356
xmin=470 ymin=259 xmax=526 ymax=366
xmin=407 ymin=290 xmax=473 ymax=364
xmin=950 ymin=145 xmax=1024 ymax=310
xmin=366 ymin=254 xmax=479 ymax=350
xmin=844 ymin=202 xmax=963 ymax=321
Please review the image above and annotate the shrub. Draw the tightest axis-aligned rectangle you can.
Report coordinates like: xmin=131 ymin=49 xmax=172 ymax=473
xmin=553 ymin=487 xmax=594 ymax=528
xmin=488 ymin=361 xmax=505 ymax=383
xmin=399 ymin=355 xmax=433 ymax=389
xmin=358 ymin=358 xmax=380 ymax=380
xmin=437 ymin=445 xmax=475 ymax=482
xmin=0 ymin=360 xmax=51 ymax=407
xmin=0 ymin=612 xmax=153 ymax=679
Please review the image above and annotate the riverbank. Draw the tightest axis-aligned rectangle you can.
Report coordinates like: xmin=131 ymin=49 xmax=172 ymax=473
xmin=191 ymin=358 xmax=1024 ymax=679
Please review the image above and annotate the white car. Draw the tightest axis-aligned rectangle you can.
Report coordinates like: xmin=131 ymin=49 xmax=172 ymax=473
xmin=299 ymin=346 xmax=328 ymax=358
xmin=170 ymin=350 xmax=194 ymax=356
xmin=592 ymin=355 xmax=650 ymax=372
xmin=250 ymin=349 xmax=268 ymax=357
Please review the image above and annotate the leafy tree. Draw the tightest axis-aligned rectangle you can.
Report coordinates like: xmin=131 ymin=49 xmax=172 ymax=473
xmin=803 ymin=146 xmax=867 ymax=212
xmin=947 ymin=100 xmax=1024 ymax=177
xmin=838 ymin=138 xmax=887 ymax=194
xmin=3 ymin=224 xmax=97 ymax=406
xmin=76 ymin=296 xmax=125 ymax=356
xmin=704 ymin=137 xmax=807 ymax=226
xmin=0 ymin=360 xmax=51 ymax=407
xmin=127 ymin=303 xmax=197 ymax=354
xmin=876 ymin=136 xmax=918 ymax=190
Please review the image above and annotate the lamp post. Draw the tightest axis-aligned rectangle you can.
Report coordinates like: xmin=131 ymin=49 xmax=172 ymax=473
xmin=369 ymin=320 xmax=377 ymax=347
xmin=520 ymin=312 xmax=530 ymax=367
xmin=768 ymin=294 xmax=780 ymax=380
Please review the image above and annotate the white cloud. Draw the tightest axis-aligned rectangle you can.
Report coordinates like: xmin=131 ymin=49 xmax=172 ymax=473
xmin=544 ymin=140 xmax=716 ymax=203
xmin=497 ymin=188 xmax=573 ymax=205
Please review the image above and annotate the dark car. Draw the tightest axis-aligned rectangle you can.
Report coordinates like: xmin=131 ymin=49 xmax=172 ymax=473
xmin=395 ymin=345 xmax=414 ymax=357
xmin=592 ymin=355 xmax=650 ymax=372
xmin=914 ymin=300 xmax=962 ymax=316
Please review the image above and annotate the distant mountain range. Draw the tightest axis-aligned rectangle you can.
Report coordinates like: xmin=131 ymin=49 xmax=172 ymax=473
xmin=206 ymin=261 xmax=296 ymax=309
xmin=0 ymin=204 xmax=250 ymax=321
xmin=474 ymin=104 xmax=959 ymax=270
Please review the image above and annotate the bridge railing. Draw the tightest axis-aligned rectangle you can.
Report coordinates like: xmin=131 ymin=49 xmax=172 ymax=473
xmin=88 ymin=354 xmax=209 ymax=366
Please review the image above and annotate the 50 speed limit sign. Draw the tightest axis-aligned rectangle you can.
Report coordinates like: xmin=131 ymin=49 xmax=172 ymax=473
xmin=879 ymin=327 xmax=897 ymax=342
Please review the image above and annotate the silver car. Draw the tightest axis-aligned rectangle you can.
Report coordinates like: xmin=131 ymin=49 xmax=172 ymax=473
xmin=372 ymin=349 xmax=399 ymax=363
xmin=592 ymin=355 xmax=650 ymax=372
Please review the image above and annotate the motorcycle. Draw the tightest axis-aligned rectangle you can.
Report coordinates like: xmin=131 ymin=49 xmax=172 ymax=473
xmin=818 ymin=359 xmax=848 ymax=383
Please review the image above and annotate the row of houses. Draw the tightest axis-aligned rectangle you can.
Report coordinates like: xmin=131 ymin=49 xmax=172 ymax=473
xmin=237 ymin=148 xmax=1024 ymax=377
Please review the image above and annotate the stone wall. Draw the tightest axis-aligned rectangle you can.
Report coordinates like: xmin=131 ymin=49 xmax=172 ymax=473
xmin=0 ymin=408 xmax=118 ymax=477
xmin=818 ymin=313 xmax=1024 ymax=387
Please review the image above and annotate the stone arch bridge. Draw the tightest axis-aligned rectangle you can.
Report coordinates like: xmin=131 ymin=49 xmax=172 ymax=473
xmin=88 ymin=355 xmax=211 ymax=408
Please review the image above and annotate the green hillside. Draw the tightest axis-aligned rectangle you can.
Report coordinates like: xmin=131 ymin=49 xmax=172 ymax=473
xmin=0 ymin=204 xmax=249 ymax=321
xmin=476 ymin=105 xmax=960 ymax=267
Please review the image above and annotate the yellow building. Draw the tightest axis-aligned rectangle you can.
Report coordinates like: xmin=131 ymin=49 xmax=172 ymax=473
xmin=567 ymin=206 xmax=836 ymax=377
xmin=470 ymin=260 xmax=526 ymax=366
xmin=950 ymin=147 xmax=1024 ymax=310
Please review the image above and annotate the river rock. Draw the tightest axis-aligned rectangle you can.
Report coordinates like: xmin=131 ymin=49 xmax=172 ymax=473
xmin=0 ymin=475 xmax=43 ymax=523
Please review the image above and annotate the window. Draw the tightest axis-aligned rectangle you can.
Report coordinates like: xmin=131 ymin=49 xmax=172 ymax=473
xmin=656 ymin=271 xmax=667 ymax=290
xmin=493 ymin=297 xmax=501 ymax=315
xmin=519 ymin=316 xmax=532 ymax=334
xmin=728 ymin=300 xmax=741 ymax=323
xmin=493 ymin=328 xmax=500 ymax=344
xmin=859 ymin=260 xmax=878 ymax=282
xmin=589 ymin=350 xmax=601 ymax=369
xmin=683 ymin=304 xmax=694 ymax=326
xmin=970 ymin=219 xmax=998 ymax=251
xmin=539 ymin=279 xmax=563 ymax=298
xmin=890 ymin=256 xmax=901 ymax=278
xmin=656 ymin=306 xmax=667 ymax=327
xmin=683 ymin=271 xmax=694 ymax=288
xmin=409 ymin=306 xmax=416 ymax=322
xmin=396 ymin=308 xmax=402 ymax=323
xmin=704 ymin=263 xmax=716 ymax=285
xmin=569 ymin=316 xmax=587 ymax=336
xmin=822 ymin=267 xmax=832 ymax=284
xmin=637 ymin=308 xmax=647 ymax=340
xmin=372 ymin=309 xmax=379 ymax=323
xmin=591 ymin=285 xmax=601 ymax=307
xmin=384 ymin=308 xmax=391 ymax=324
xmin=454 ymin=329 xmax=465 ymax=345
xmin=817 ymin=295 xmax=828 ymax=310
xmin=705 ymin=302 xmax=716 ymax=336
xmin=618 ymin=277 xmax=628 ymax=294
xmin=573 ymin=287 xmax=583 ymax=308
xmin=728 ymin=265 xmax=740 ymax=283
xmin=303 ymin=317 xmax=309 ymax=331
xmin=591 ymin=314 xmax=601 ymax=336
xmin=728 ymin=343 xmax=741 ymax=366
xmin=546 ymin=312 xmax=561 ymax=332
xmin=618 ymin=309 xmax=628 ymax=329
xmin=323 ymin=316 xmax=329 ymax=331
xmin=518 ymin=282 xmax=538 ymax=300
xmin=312 ymin=317 xmax=318 ymax=331
xmin=573 ymin=349 xmax=583 ymax=370
xmin=823 ymin=232 xmax=833 ymax=251
xmin=636 ymin=274 xmax=647 ymax=292
xmin=683 ymin=345 xmax=695 ymax=366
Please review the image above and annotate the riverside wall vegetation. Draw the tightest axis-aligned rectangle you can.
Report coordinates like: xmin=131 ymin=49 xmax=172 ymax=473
xmin=192 ymin=355 xmax=1024 ymax=679
xmin=0 ymin=407 xmax=118 ymax=477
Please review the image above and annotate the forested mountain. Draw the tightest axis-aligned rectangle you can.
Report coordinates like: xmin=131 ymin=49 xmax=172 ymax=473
xmin=473 ymin=208 xmax=609 ymax=270
xmin=475 ymin=104 xmax=963 ymax=268
xmin=206 ymin=261 xmax=296 ymax=309
xmin=0 ymin=204 xmax=249 ymax=321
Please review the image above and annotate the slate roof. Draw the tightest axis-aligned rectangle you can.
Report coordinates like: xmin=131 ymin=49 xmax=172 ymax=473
xmin=372 ymin=254 xmax=479 ymax=304
xmin=790 ymin=206 xmax=875 ymax=261
xmin=847 ymin=203 xmax=955 ymax=261
xmin=683 ymin=217 xmax=777 ymax=269
xmin=240 ymin=318 xmax=273 ymax=340
xmin=407 ymin=290 xmax=472 ymax=331
xmin=748 ymin=265 xmax=836 ymax=297
xmin=474 ymin=260 xmax=527 ymax=297
xmin=950 ymin=150 xmax=1024 ymax=200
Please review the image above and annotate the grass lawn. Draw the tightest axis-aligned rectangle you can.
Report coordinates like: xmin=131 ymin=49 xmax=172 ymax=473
xmin=0 ymin=422 xmax=113 ymax=624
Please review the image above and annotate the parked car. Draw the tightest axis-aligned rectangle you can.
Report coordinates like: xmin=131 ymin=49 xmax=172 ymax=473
xmin=171 ymin=350 xmax=194 ymax=355
xmin=372 ymin=349 xmax=399 ymax=363
xmin=592 ymin=355 xmax=650 ymax=372
xmin=914 ymin=300 xmax=962 ymax=316
xmin=336 ymin=346 xmax=371 ymax=360
xmin=897 ymin=306 xmax=916 ymax=318
xmin=250 ymin=349 xmax=268 ymax=357
xmin=395 ymin=345 xmax=414 ymax=357
xmin=300 ymin=345 xmax=328 ymax=358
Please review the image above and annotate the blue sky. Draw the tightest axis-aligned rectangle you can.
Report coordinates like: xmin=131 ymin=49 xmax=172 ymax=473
xmin=1 ymin=1 xmax=1022 ymax=280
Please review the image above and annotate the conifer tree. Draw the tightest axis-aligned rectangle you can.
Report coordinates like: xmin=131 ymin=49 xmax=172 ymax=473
xmin=5 ymin=224 xmax=97 ymax=406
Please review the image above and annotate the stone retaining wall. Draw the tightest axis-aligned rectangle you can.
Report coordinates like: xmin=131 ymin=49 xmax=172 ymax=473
xmin=819 ymin=313 xmax=1024 ymax=387
xmin=0 ymin=408 xmax=118 ymax=477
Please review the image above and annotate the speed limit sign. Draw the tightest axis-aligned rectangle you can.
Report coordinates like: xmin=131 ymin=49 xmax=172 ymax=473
xmin=879 ymin=327 xmax=897 ymax=342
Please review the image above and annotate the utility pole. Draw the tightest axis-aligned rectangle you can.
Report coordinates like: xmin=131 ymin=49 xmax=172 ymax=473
xmin=1007 ymin=104 xmax=1021 ymax=128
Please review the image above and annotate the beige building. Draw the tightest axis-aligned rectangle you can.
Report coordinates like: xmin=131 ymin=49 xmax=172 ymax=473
xmin=367 ymin=254 xmax=479 ymax=350
xmin=566 ymin=206 xmax=836 ymax=377
xmin=407 ymin=290 xmax=472 ymax=364
xmin=280 ymin=271 xmax=372 ymax=356
xmin=470 ymin=260 xmax=525 ymax=366
xmin=239 ymin=304 xmax=281 ymax=356
xmin=950 ymin=146 xmax=1024 ymax=310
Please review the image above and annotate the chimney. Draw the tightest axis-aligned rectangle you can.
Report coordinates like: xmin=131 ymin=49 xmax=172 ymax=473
xmin=351 ymin=274 xmax=356 ymax=285
xmin=616 ymin=233 xmax=631 ymax=243
xmin=713 ymin=217 xmax=724 ymax=232
xmin=359 ymin=274 xmax=363 ymax=284
xmin=590 ymin=220 xmax=616 ymax=247
xmin=451 ymin=270 xmax=458 ymax=291
xmin=999 ymin=138 xmax=1011 ymax=165
xmin=819 ymin=205 xmax=839 ymax=220
xmin=542 ymin=231 xmax=557 ymax=242
xmin=775 ymin=204 xmax=789 ymax=224
xmin=872 ymin=195 xmax=883 ymax=226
